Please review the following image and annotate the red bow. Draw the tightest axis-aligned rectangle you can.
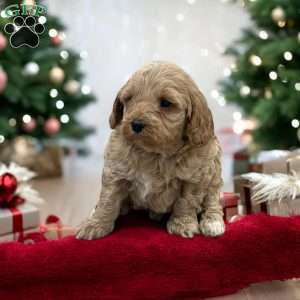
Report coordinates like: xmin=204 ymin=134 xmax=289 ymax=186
xmin=0 ymin=173 xmax=24 ymax=208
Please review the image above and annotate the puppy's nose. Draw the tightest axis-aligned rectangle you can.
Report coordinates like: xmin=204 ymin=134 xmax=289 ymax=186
xmin=131 ymin=120 xmax=145 ymax=133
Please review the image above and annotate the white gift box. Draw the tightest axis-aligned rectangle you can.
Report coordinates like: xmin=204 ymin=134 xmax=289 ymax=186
xmin=0 ymin=203 xmax=40 ymax=236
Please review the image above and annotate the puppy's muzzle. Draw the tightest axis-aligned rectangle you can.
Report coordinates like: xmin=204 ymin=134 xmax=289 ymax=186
xmin=131 ymin=119 xmax=145 ymax=134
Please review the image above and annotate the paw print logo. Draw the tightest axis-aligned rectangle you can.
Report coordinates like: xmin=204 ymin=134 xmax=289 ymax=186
xmin=4 ymin=16 xmax=45 ymax=48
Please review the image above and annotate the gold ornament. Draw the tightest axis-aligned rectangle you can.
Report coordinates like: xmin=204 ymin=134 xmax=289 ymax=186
xmin=271 ymin=6 xmax=286 ymax=23
xmin=64 ymin=80 xmax=80 ymax=95
xmin=49 ymin=66 xmax=65 ymax=84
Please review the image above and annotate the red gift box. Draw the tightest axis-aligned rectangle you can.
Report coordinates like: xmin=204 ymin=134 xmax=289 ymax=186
xmin=221 ymin=192 xmax=240 ymax=222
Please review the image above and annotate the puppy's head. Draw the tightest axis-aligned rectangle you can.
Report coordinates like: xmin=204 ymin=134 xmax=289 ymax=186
xmin=110 ymin=62 xmax=214 ymax=154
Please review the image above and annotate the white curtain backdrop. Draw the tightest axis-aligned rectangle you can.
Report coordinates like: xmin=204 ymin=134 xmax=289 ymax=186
xmin=48 ymin=0 xmax=249 ymax=154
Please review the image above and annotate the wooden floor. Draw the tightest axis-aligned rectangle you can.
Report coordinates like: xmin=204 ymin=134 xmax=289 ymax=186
xmin=33 ymin=155 xmax=300 ymax=300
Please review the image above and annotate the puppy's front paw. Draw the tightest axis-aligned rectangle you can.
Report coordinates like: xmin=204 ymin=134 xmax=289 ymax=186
xmin=200 ymin=218 xmax=225 ymax=237
xmin=167 ymin=216 xmax=200 ymax=238
xmin=76 ymin=218 xmax=114 ymax=240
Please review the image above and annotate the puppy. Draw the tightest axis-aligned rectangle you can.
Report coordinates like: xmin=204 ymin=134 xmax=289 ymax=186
xmin=76 ymin=62 xmax=225 ymax=239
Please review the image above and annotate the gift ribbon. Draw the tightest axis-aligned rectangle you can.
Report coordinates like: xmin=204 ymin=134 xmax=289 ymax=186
xmin=9 ymin=207 xmax=24 ymax=241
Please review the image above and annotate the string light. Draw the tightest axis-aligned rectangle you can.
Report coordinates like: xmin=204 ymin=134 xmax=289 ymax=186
xmin=22 ymin=114 xmax=31 ymax=123
xmin=258 ymin=30 xmax=268 ymax=40
xmin=283 ymin=51 xmax=293 ymax=61
xmin=249 ymin=54 xmax=262 ymax=66
xmin=81 ymin=85 xmax=91 ymax=95
xmin=210 ymin=89 xmax=219 ymax=99
xmin=217 ymin=96 xmax=226 ymax=107
xmin=0 ymin=135 xmax=4 ymax=143
xmin=186 ymin=0 xmax=196 ymax=4
xmin=240 ymin=85 xmax=251 ymax=96
xmin=9 ymin=118 xmax=16 ymax=127
xmin=223 ymin=68 xmax=231 ymax=77
xmin=38 ymin=16 xmax=47 ymax=24
xmin=60 ymin=114 xmax=70 ymax=124
xmin=48 ymin=28 xmax=58 ymax=38
xmin=295 ymin=83 xmax=300 ymax=91
xmin=80 ymin=51 xmax=88 ymax=59
xmin=233 ymin=120 xmax=245 ymax=135
xmin=233 ymin=111 xmax=242 ymax=121
xmin=176 ymin=13 xmax=185 ymax=22
xmin=291 ymin=119 xmax=300 ymax=128
xmin=50 ymin=89 xmax=58 ymax=98
xmin=60 ymin=50 xmax=69 ymax=60
xmin=269 ymin=71 xmax=278 ymax=80
xmin=56 ymin=100 xmax=64 ymax=110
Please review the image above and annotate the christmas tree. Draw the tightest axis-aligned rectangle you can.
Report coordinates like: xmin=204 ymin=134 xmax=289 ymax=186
xmin=0 ymin=0 xmax=95 ymax=145
xmin=220 ymin=0 xmax=300 ymax=150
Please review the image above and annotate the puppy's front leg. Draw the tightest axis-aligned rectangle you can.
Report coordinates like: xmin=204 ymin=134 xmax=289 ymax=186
xmin=76 ymin=174 xmax=128 ymax=240
xmin=199 ymin=189 xmax=225 ymax=237
xmin=167 ymin=182 xmax=200 ymax=238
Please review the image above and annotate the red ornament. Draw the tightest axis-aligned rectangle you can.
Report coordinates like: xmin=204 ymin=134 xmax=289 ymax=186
xmin=0 ymin=173 xmax=18 ymax=207
xmin=22 ymin=118 xmax=37 ymax=132
xmin=44 ymin=117 xmax=61 ymax=135
xmin=51 ymin=35 xmax=62 ymax=46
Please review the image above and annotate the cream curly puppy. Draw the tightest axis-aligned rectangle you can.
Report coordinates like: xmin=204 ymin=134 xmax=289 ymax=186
xmin=76 ymin=62 xmax=225 ymax=239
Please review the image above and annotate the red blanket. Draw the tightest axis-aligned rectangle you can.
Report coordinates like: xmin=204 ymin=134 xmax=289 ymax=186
xmin=1 ymin=213 xmax=300 ymax=300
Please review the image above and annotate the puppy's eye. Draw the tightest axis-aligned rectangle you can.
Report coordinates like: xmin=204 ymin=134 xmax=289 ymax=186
xmin=160 ymin=99 xmax=172 ymax=108
xmin=124 ymin=96 xmax=132 ymax=103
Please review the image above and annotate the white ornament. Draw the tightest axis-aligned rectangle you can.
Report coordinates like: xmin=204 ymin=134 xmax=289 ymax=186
xmin=49 ymin=66 xmax=65 ymax=84
xmin=271 ymin=6 xmax=285 ymax=23
xmin=23 ymin=62 xmax=39 ymax=76
xmin=64 ymin=79 xmax=80 ymax=95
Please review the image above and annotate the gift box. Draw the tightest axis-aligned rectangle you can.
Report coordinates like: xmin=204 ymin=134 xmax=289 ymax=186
xmin=221 ymin=192 xmax=241 ymax=222
xmin=233 ymin=148 xmax=251 ymax=176
xmin=0 ymin=227 xmax=40 ymax=243
xmin=0 ymin=137 xmax=63 ymax=178
xmin=237 ymin=175 xmax=300 ymax=217
xmin=0 ymin=202 xmax=40 ymax=237
xmin=250 ymin=149 xmax=300 ymax=174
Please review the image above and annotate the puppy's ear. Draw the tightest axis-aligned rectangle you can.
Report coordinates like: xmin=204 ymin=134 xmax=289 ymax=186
xmin=185 ymin=85 xmax=214 ymax=146
xmin=109 ymin=94 xmax=124 ymax=129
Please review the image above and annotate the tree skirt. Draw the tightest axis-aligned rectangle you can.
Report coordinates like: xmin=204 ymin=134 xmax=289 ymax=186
xmin=1 ymin=213 xmax=300 ymax=300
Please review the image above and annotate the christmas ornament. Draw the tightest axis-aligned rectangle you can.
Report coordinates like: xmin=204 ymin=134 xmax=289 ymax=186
xmin=64 ymin=79 xmax=80 ymax=95
xmin=0 ymin=173 xmax=18 ymax=207
xmin=51 ymin=35 xmax=62 ymax=46
xmin=49 ymin=66 xmax=65 ymax=84
xmin=44 ymin=117 xmax=61 ymax=135
xmin=0 ymin=33 xmax=7 ymax=51
xmin=22 ymin=118 xmax=37 ymax=132
xmin=23 ymin=62 xmax=40 ymax=76
xmin=0 ymin=68 xmax=8 ymax=93
xmin=271 ymin=6 xmax=285 ymax=23
xmin=0 ymin=162 xmax=43 ymax=207
xmin=51 ymin=31 xmax=65 ymax=46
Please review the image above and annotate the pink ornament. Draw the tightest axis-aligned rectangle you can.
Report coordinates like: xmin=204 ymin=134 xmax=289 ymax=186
xmin=51 ymin=35 xmax=62 ymax=46
xmin=0 ymin=33 xmax=7 ymax=51
xmin=44 ymin=117 xmax=61 ymax=135
xmin=0 ymin=69 xmax=7 ymax=94
xmin=22 ymin=118 xmax=37 ymax=132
